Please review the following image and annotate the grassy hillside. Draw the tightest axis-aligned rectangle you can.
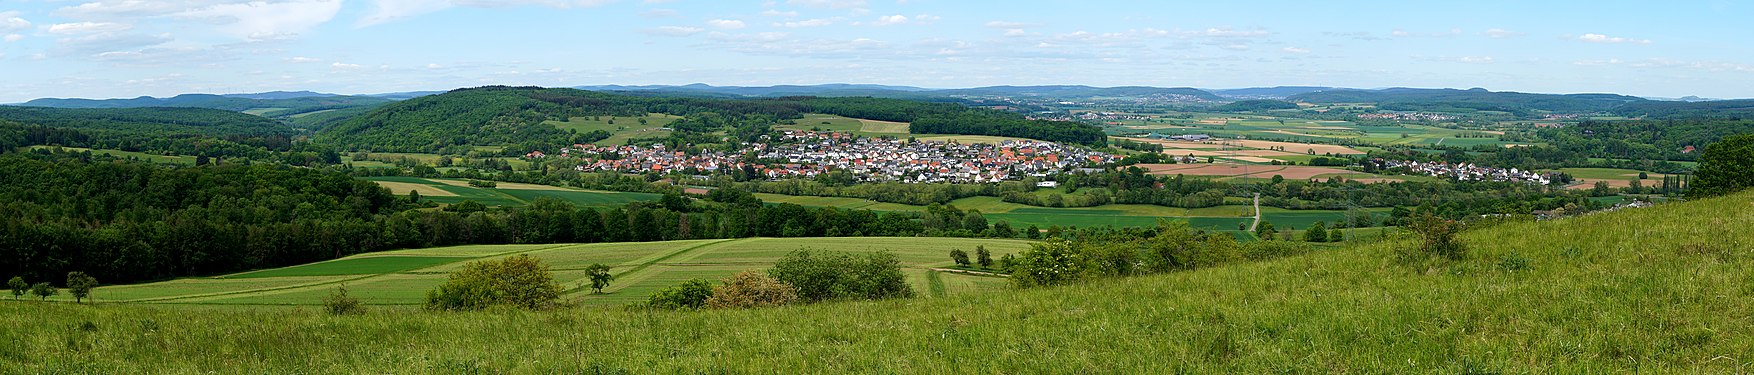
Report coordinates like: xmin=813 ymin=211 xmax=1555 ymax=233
xmin=2 ymin=191 xmax=1749 ymax=372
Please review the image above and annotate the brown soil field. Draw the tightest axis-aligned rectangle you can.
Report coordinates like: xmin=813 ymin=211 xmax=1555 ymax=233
xmin=373 ymin=181 xmax=460 ymax=197
xmin=1218 ymin=140 xmax=1364 ymax=155
xmin=1221 ymin=156 xmax=1281 ymax=163
xmin=433 ymin=179 xmax=572 ymax=191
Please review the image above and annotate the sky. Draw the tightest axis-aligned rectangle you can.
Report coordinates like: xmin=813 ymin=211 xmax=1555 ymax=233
xmin=1 ymin=0 xmax=1751 ymax=102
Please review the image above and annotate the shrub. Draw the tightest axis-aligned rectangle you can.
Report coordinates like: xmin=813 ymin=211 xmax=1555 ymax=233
xmin=706 ymin=271 xmax=798 ymax=309
xmin=646 ymin=279 xmax=716 ymax=310
xmin=425 ymin=255 xmax=562 ymax=311
xmin=324 ymin=285 xmax=366 ymax=315
xmin=30 ymin=282 xmax=57 ymax=301
xmin=768 ymin=249 xmax=914 ymax=303
xmin=1402 ymin=213 xmax=1467 ymax=262
xmin=65 ymin=272 xmax=98 ymax=303
xmin=975 ymin=246 xmax=993 ymax=269
xmin=1303 ymin=221 xmax=1329 ymax=242
xmin=1010 ymin=239 xmax=1085 ymax=288
xmin=586 ymin=263 xmax=614 ymax=294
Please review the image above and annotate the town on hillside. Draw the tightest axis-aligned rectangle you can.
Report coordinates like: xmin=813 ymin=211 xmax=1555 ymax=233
xmin=529 ymin=130 xmax=1119 ymax=183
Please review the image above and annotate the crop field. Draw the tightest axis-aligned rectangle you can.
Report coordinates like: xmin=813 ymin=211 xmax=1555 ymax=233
xmin=363 ymin=176 xmax=660 ymax=207
xmin=777 ymin=113 xmax=912 ymax=135
xmin=59 ymin=238 xmax=1030 ymax=307
xmin=748 ymin=192 xmax=1370 ymax=236
xmin=911 ymin=134 xmax=1031 ymax=144
xmin=1554 ymin=167 xmax=1671 ymax=189
xmin=1117 ymin=111 xmax=1522 ymax=149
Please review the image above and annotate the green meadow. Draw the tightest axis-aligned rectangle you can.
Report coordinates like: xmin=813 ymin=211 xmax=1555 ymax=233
xmin=364 ymin=176 xmax=661 ymax=207
xmin=544 ymin=113 xmax=682 ymax=145
xmin=45 ymin=237 xmax=1030 ymax=307
xmin=5 ymin=187 xmax=1748 ymax=373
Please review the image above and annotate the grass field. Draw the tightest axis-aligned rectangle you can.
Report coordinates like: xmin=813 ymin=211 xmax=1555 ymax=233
xmin=5 ymin=187 xmax=1748 ymax=372
xmin=752 ymin=192 xmax=1375 ymax=234
xmin=544 ymin=113 xmax=681 ymax=145
xmin=363 ymin=176 xmax=661 ymax=207
xmin=775 ymin=113 xmax=912 ymax=136
xmin=55 ymin=237 xmax=1031 ymax=307
xmin=19 ymin=146 xmax=197 ymax=165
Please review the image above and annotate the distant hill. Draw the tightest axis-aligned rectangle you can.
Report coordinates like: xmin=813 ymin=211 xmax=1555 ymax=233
xmin=1210 ymin=86 xmax=1337 ymax=99
xmin=1289 ymin=87 xmax=1647 ymax=114
xmin=1212 ymin=99 xmax=1299 ymax=112
xmin=935 ymin=85 xmax=1224 ymax=101
xmin=0 ymin=106 xmax=296 ymax=137
xmin=1610 ymin=99 xmax=1754 ymax=119
xmin=363 ymin=91 xmax=447 ymax=100
xmin=570 ymin=83 xmax=1225 ymax=101
xmin=17 ymin=94 xmax=393 ymax=118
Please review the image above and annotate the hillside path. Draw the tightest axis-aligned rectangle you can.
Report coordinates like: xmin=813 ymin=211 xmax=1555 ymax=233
xmin=1249 ymin=193 xmax=1262 ymax=233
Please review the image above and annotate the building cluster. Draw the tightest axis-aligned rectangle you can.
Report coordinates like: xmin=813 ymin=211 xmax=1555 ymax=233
xmin=1355 ymin=112 xmax=1457 ymax=121
xmin=1379 ymin=160 xmax=1554 ymax=185
xmin=543 ymin=130 xmax=1117 ymax=183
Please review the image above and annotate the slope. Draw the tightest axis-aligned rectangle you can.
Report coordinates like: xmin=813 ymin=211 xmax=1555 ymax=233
xmin=4 ymin=189 xmax=1749 ymax=372
xmin=1290 ymin=87 xmax=1647 ymax=114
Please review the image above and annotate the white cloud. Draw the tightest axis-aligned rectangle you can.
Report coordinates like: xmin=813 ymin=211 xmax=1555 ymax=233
xmin=1002 ymin=29 xmax=1026 ymax=37
xmin=761 ymin=9 xmax=799 ymax=17
xmin=1578 ymin=33 xmax=1651 ymax=44
xmin=1391 ymin=28 xmax=1462 ymax=38
xmin=985 ymin=21 xmax=1030 ymax=29
xmin=787 ymin=0 xmax=866 ymax=9
xmin=174 ymin=0 xmax=342 ymax=40
xmin=4 ymin=34 xmax=21 ymax=42
xmin=643 ymin=25 xmax=703 ymax=36
xmin=331 ymin=62 xmax=363 ymax=69
xmin=872 ymin=15 xmax=907 ymax=26
xmin=48 ymin=22 xmax=133 ymax=34
xmin=1182 ymin=27 xmax=1269 ymax=38
xmin=913 ymin=14 xmax=940 ymax=24
xmin=359 ymin=0 xmax=617 ymax=27
xmin=1483 ymin=28 xmax=1523 ymax=38
xmin=1282 ymin=46 xmax=1310 ymax=54
xmin=287 ymin=56 xmax=321 ymax=63
xmin=706 ymin=19 xmax=746 ymax=29
xmin=426 ymin=63 xmax=443 ymax=69
xmin=0 ymin=11 xmax=29 ymax=34
xmin=775 ymin=18 xmax=833 ymax=28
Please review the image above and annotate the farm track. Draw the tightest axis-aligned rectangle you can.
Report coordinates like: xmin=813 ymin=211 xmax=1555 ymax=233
xmin=563 ymin=238 xmax=742 ymax=296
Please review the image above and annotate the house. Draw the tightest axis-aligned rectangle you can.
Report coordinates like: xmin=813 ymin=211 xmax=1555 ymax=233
xmin=1681 ymin=145 xmax=1697 ymax=154
xmin=1037 ymin=181 xmax=1059 ymax=188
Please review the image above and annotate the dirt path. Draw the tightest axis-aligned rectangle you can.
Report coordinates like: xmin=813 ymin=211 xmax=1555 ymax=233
xmin=930 ymin=268 xmax=1008 ymax=277
xmin=1249 ymin=193 xmax=1262 ymax=233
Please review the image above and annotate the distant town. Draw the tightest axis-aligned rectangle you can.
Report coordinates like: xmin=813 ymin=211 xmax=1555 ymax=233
xmin=532 ymin=130 xmax=1118 ymax=183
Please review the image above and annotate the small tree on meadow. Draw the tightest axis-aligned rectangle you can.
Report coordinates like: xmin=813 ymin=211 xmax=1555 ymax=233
xmin=586 ymin=263 xmax=614 ymax=294
xmin=949 ymin=249 xmax=971 ymax=266
xmin=425 ymin=255 xmax=562 ymax=311
xmin=30 ymin=282 xmax=57 ymax=301
xmin=975 ymin=246 xmax=993 ymax=269
xmin=1303 ymin=221 xmax=1329 ymax=243
xmin=7 ymin=276 xmax=25 ymax=300
xmin=65 ymin=272 xmax=98 ymax=304
xmin=1402 ymin=213 xmax=1467 ymax=262
xmin=1255 ymin=221 xmax=1276 ymax=241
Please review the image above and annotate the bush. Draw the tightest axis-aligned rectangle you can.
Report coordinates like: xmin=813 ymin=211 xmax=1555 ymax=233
xmin=7 ymin=276 xmax=25 ymax=300
xmin=425 ymin=255 xmax=562 ymax=311
xmin=1402 ymin=213 xmax=1467 ymax=262
xmin=768 ymin=249 xmax=914 ymax=303
xmin=706 ymin=271 xmax=798 ymax=309
xmin=30 ymin=282 xmax=57 ymax=301
xmin=646 ymin=279 xmax=715 ymax=310
xmin=1010 ymin=239 xmax=1085 ymax=288
xmin=324 ymin=285 xmax=366 ymax=315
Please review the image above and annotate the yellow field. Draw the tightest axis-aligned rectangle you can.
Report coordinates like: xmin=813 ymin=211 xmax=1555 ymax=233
xmin=373 ymin=181 xmax=460 ymax=197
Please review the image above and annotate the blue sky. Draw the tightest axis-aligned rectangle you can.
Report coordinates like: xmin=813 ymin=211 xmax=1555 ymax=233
xmin=1 ymin=0 xmax=1750 ymax=102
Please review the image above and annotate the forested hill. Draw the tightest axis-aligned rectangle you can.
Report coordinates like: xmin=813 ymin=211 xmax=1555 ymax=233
xmin=1610 ymin=99 xmax=1754 ymax=119
xmin=18 ymin=94 xmax=392 ymax=118
xmin=0 ymin=106 xmax=294 ymax=137
xmin=314 ymin=86 xmax=1109 ymax=153
xmin=1288 ymin=88 xmax=1647 ymax=114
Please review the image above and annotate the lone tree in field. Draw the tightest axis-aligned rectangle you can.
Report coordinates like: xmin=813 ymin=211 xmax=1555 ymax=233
xmin=65 ymin=272 xmax=98 ymax=303
xmin=324 ymin=284 xmax=365 ymax=315
xmin=425 ymin=255 xmax=561 ymax=311
xmin=975 ymin=246 xmax=993 ymax=269
xmin=7 ymin=276 xmax=25 ymax=300
xmin=586 ymin=263 xmax=614 ymax=294
xmin=1688 ymin=134 xmax=1754 ymax=199
xmin=30 ymin=282 xmax=57 ymax=301
xmin=1303 ymin=221 xmax=1329 ymax=243
xmin=949 ymin=248 xmax=971 ymax=266
xmin=1404 ymin=213 xmax=1466 ymax=261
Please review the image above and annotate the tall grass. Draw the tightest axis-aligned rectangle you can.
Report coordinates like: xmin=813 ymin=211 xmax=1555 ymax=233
xmin=1 ymin=191 xmax=1751 ymax=373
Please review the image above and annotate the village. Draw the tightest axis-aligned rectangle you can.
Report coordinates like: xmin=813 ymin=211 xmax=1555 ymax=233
xmin=531 ymin=130 xmax=1118 ymax=183
xmin=1376 ymin=159 xmax=1556 ymax=185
